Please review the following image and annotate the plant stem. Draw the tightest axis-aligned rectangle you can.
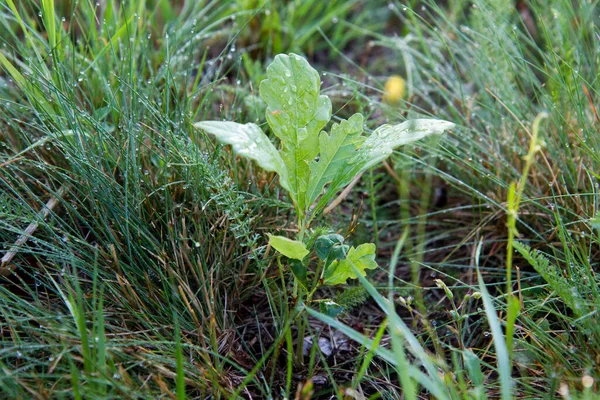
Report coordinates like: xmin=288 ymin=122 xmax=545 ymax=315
xmin=293 ymin=215 xmax=309 ymax=367
xmin=506 ymin=112 xmax=547 ymax=294
xmin=369 ymin=169 xmax=379 ymax=248
xmin=504 ymin=112 xmax=547 ymax=365
xmin=294 ymin=310 xmax=306 ymax=368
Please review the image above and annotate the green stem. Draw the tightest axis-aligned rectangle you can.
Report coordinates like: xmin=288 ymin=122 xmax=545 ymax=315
xmin=506 ymin=112 xmax=547 ymax=294
xmin=294 ymin=311 xmax=306 ymax=368
xmin=504 ymin=112 xmax=546 ymax=365
xmin=413 ymin=170 xmax=444 ymax=356
xmin=293 ymin=214 xmax=309 ymax=367
xmin=297 ymin=211 xmax=306 ymax=241
xmin=369 ymin=169 xmax=379 ymax=248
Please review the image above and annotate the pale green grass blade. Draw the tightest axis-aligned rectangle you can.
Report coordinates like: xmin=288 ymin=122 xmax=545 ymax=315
xmin=40 ymin=0 xmax=56 ymax=52
xmin=306 ymin=307 xmax=448 ymax=399
xmin=476 ymin=241 xmax=512 ymax=400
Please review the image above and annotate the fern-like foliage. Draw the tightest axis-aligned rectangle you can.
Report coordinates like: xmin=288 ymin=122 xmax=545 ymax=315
xmin=513 ymin=241 xmax=587 ymax=317
xmin=335 ymin=286 xmax=369 ymax=312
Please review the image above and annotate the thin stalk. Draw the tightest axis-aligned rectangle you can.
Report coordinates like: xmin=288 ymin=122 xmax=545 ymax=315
xmin=293 ymin=216 xmax=309 ymax=367
xmin=294 ymin=312 xmax=307 ymax=368
xmin=369 ymin=169 xmax=379 ymax=248
xmin=505 ymin=112 xmax=548 ymax=293
xmin=504 ymin=112 xmax=547 ymax=366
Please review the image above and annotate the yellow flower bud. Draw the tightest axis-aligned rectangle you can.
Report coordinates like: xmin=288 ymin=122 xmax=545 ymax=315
xmin=383 ymin=75 xmax=406 ymax=104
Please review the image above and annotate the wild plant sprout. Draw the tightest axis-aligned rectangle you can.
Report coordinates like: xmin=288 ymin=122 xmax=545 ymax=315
xmin=195 ymin=53 xmax=454 ymax=315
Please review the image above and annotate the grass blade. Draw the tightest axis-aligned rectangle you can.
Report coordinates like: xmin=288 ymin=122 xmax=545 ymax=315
xmin=475 ymin=240 xmax=512 ymax=400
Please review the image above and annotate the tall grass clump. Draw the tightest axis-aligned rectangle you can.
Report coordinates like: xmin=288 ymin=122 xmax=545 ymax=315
xmin=0 ymin=1 xmax=282 ymax=397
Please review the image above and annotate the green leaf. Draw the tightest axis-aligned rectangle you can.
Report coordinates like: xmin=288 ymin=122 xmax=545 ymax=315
xmin=194 ymin=121 xmax=290 ymax=192
xmin=314 ymin=119 xmax=454 ymax=212
xmin=290 ymin=260 xmax=308 ymax=290
xmin=357 ymin=119 xmax=455 ymax=171
xmin=314 ymin=234 xmax=345 ymax=261
xmin=323 ymin=243 xmax=378 ymax=285
xmin=306 ymin=114 xmax=365 ymax=206
xmin=328 ymin=245 xmax=349 ymax=265
xmin=267 ymin=234 xmax=309 ymax=260
xmin=259 ymin=53 xmax=332 ymax=212
xmin=319 ymin=300 xmax=344 ymax=317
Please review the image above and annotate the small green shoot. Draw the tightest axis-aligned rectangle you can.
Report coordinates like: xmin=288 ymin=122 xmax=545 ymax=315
xmin=196 ymin=53 xmax=453 ymax=365
xmin=195 ymin=53 xmax=453 ymax=286
xmin=195 ymin=54 xmax=453 ymax=235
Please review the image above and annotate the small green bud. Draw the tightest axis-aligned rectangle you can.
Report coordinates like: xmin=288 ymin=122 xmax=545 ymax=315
xmin=434 ymin=279 xmax=454 ymax=300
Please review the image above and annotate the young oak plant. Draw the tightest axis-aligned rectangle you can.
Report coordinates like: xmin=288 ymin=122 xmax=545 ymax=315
xmin=195 ymin=53 xmax=453 ymax=308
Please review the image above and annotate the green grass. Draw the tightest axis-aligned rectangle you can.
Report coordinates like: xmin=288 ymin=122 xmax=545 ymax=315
xmin=1 ymin=0 xmax=599 ymax=398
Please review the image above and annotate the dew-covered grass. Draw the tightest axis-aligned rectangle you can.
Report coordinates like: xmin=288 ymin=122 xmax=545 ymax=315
xmin=1 ymin=0 xmax=599 ymax=398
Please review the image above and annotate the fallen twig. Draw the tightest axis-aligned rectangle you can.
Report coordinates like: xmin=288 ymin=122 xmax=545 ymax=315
xmin=1 ymin=184 xmax=69 ymax=275
xmin=323 ymin=172 xmax=363 ymax=215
